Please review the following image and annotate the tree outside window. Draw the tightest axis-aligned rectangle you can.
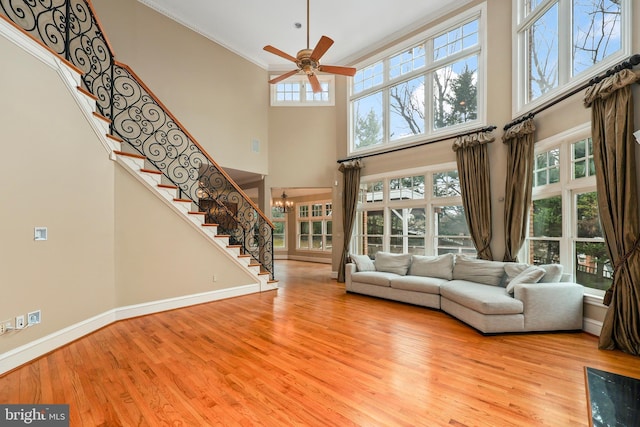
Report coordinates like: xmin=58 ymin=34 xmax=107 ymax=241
xmin=350 ymin=9 xmax=483 ymax=155
xmin=518 ymin=0 xmax=626 ymax=106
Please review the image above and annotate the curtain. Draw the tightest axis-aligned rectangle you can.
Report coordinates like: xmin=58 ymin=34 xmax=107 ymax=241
xmin=452 ymin=130 xmax=495 ymax=260
xmin=337 ymin=159 xmax=363 ymax=282
xmin=584 ymin=68 xmax=640 ymax=355
xmin=502 ymin=118 xmax=536 ymax=262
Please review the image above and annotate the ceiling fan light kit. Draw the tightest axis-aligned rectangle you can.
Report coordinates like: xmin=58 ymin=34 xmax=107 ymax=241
xmin=263 ymin=0 xmax=356 ymax=93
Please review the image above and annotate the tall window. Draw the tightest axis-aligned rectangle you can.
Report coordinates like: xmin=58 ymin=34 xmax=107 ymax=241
xmin=271 ymin=207 xmax=287 ymax=250
xmin=524 ymin=126 xmax=611 ymax=294
xmin=297 ymin=201 xmax=332 ymax=251
xmin=353 ymin=166 xmax=474 ymax=258
xmin=515 ymin=0 xmax=629 ymax=110
xmin=349 ymin=6 xmax=485 ymax=155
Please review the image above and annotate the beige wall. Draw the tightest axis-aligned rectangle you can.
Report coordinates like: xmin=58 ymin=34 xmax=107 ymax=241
xmin=92 ymin=0 xmax=270 ymax=177
xmin=114 ymin=167 xmax=255 ymax=306
xmin=0 ymin=36 xmax=116 ymax=353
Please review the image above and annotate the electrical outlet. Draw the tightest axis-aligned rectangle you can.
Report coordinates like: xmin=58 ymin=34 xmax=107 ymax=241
xmin=27 ymin=310 xmax=41 ymax=325
xmin=15 ymin=315 xmax=25 ymax=329
xmin=0 ymin=319 xmax=12 ymax=335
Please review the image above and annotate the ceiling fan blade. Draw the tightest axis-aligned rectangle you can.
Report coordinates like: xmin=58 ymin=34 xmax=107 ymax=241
xmin=308 ymin=73 xmax=323 ymax=93
xmin=268 ymin=69 xmax=300 ymax=84
xmin=318 ymin=65 xmax=357 ymax=77
xmin=310 ymin=36 xmax=334 ymax=62
xmin=263 ymin=45 xmax=298 ymax=63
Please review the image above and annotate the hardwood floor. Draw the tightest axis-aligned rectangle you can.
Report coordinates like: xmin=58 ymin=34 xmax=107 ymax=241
xmin=1 ymin=260 xmax=638 ymax=426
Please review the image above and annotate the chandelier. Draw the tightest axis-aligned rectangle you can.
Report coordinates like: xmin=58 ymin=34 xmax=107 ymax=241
xmin=275 ymin=191 xmax=293 ymax=213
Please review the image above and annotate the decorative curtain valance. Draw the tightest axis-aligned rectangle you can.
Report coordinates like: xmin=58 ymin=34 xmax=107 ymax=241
xmin=452 ymin=130 xmax=495 ymax=260
xmin=583 ymin=68 xmax=640 ymax=355
xmin=452 ymin=129 xmax=495 ymax=150
xmin=502 ymin=117 xmax=536 ymax=262
xmin=338 ymin=159 xmax=363 ymax=282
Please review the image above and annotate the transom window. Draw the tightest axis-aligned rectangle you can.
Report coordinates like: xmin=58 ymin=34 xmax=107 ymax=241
xmin=349 ymin=5 xmax=485 ymax=155
xmin=352 ymin=165 xmax=474 ymax=258
xmin=515 ymin=0 xmax=629 ymax=110
xmin=270 ymin=75 xmax=334 ymax=106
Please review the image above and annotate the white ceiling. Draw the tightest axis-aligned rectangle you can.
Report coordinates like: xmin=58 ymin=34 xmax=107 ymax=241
xmin=135 ymin=0 xmax=468 ymax=196
xmin=137 ymin=0 xmax=468 ymax=70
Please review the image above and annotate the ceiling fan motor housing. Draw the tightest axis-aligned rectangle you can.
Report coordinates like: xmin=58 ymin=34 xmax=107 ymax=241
xmin=296 ymin=49 xmax=318 ymax=75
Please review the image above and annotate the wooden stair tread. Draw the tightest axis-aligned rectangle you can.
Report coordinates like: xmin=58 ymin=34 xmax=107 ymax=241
xmin=173 ymin=198 xmax=192 ymax=203
xmin=188 ymin=211 xmax=206 ymax=215
xmin=227 ymin=245 xmax=241 ymax=249
xmin=215 ymin=235 xmax=231 ymax=238
xmin=106 ymin=134 xmax=124 ymax=143
xmin=77 ymin=85 xmax=98 ymax=101
xmin=201 ymin=223 xmax=219 ymax=227
xmin=258 ymin=272 xmax=270 ymax=276
xmin=238 ymin=254 xmax=251 ymax=258
xmin=140 ymin=169 xmax=162 ymax=175
xmin=115 ymin=150 xmax=146 ymax=160
xmin=92 ymin=111 xmax=111 ymax=124
xmin=158 ymin=184 xmax=178 ymax=190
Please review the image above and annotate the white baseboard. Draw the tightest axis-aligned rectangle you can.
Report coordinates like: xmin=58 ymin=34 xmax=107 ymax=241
xmin=288 ymin=255 xmax=332 ymax=264
xmin=583 ymin=317 xmax=603 ymax=337
xmin=0 ymin=284 xmax=260 ymax=375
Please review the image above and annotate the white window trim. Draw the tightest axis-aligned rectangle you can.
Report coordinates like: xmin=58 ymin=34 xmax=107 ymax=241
xmin=347 ymin=3 xmax=487 ymax=157
xmin=270 ymin=74 xmax=335 ymax=107
xmin=512 ymin=0 xmax=632 ymax=117
xmin=523 ymin=123 xmax=606 ymax=297
xmin=296 ymin=199 xmax=332 ymax=252
xmin=354 ymin=162 xmax=468 ymax=256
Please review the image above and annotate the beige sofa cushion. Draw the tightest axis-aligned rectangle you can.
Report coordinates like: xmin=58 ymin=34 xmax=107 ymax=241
xmin=453 ymin=255 xmax=506 ymax=286
xmin=505 ymin=266 xmax=545 ymax=294
xmin=409 ymin=253 xmax=454 ymax=280
xmin=375 ymin=252 xmax=412 ymax=275
xmin=504 ymin=263 xmax=564 ymax=283
xmin=441 ymin=280 xmax=524 ymax=315
xmin=350 ymin=254 xmax=375 ymax=272
xmin=350 ymin=271 xmax=398 ymax=287
xmin=390 ymin=275 xmax=447 ymax=293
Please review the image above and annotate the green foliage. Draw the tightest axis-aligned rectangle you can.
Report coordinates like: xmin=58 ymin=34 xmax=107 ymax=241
xmin=355 ymin=109 xmax=382 ymax=148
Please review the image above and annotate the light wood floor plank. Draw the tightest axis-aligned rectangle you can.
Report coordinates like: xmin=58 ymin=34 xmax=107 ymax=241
xmin=1 ymin=260 xmax=639 ymax=426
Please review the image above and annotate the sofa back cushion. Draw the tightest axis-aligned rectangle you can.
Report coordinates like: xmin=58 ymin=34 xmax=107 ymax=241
xmin=409 ymin=253 xmax=454 ymax=280
xmin=374 ymin=252 xmax=412 ymax=275
xmin=350 ymin=254 xmax=376 ymax=272
xmin=453 ymin=255 xmax=506 ymax=286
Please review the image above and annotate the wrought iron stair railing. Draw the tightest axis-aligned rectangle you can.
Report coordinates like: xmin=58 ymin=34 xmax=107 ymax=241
xmin=0 ymin=0 xmax=275 ymax=279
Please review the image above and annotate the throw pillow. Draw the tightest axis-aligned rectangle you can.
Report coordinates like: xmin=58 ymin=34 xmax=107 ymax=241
xmin=350 ymin=254 xmax=375 ymax=272
xmin=374 ymin=252 xmax=412 ymax=275
xmin=505 ymin=265 xmax=546 ymax=294
xmin=409 ymin=253 xmax=454 ymax=280
xmin=504 ymin=263 xmax=564 ymax=283
xmin=538 ymin=264 xmax=564 ymax=283
xmin=453 ymin=255 xmax=506 ymax=286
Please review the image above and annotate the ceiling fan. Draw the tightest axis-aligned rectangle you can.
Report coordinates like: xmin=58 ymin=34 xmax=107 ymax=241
xmin=263 ymin=0 xmax=357 ymax=93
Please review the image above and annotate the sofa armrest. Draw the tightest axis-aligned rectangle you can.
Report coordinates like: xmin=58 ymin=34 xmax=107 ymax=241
xmin=345 ymin=263 xmax=357 ymax=291
xmin=514 ymin=282 xmax=584 ymax=331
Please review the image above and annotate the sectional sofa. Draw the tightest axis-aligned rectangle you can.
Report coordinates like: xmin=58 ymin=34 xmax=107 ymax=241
xmin=345 ymin=252 xmax=584 ymax=334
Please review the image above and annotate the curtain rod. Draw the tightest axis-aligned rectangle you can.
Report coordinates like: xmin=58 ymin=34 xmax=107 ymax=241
xmin=336 ymin=125 xmax=497 ymax=164
xmin=504 ymin=53 xmax=640 ymax=131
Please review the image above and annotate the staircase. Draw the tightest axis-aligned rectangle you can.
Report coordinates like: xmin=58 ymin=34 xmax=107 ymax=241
xmin=0 ymin=0 xmax=277 ymax=290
